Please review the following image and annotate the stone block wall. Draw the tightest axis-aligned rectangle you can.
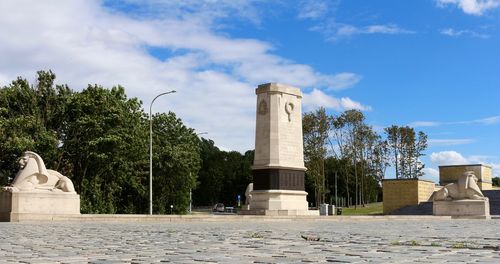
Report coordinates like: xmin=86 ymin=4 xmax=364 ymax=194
xmin=439 ymin=164 xmax=492 ymax=190
xmin=383 ymin=179 xmax=435 ymax=214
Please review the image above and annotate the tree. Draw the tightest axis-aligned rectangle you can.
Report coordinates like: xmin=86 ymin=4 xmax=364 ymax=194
xmin=194 ymin=138 xmax=253 ymax=206
xmin=303 ymin=107 xmax=329 ymax=207
xmin=151 ymin=112 xmax=201 ymax=214
xmin=493 ymin=177 xmax=500 ymax=187
xmin=0 ymin=71 xmax=72 ymax=186
xmin=334 ymin=110 xmax=364 ymax=208
xmin=384 ymin=126 xmax=427 ymax=179
xmin=62 ymin=85 xmax=147 ymax=213
xmin=0 ymin=70 xmax=212 ymax=214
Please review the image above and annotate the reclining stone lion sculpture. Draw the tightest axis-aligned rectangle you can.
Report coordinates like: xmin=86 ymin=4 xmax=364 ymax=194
xmin=433 ymin=171 xmax=486 ymax=201
xmin=2 ymin=151 xmax=76 ymax=193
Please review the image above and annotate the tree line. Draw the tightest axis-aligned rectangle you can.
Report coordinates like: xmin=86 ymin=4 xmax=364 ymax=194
xmin=0 ymin=71 xmax=251 ymax=213
xmin=303 ymin=108 xmax=428 ymax=208
xmin=1 ymin=71 xmax=429 ymax=213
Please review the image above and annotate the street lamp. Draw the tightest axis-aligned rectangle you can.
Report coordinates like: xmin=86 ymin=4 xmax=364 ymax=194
xmin=149 ymin=90 xmax=176 ymax=215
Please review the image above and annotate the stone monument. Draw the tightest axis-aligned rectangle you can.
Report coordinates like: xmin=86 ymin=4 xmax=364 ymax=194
xmin=241 ymin=83 xmax=318 ymax=216
xmin=0 ymin=151 xmax=80 ymax=222
xmin=433 ymin=171 xmax=490 ymax=218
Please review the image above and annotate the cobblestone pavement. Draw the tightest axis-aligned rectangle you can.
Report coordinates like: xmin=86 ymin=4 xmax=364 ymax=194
xmin=1 ymin=219 xmax=500 ymax=263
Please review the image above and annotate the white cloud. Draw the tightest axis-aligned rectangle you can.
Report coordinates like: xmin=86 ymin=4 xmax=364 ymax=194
xmin=491 ymin=164 xmax=500 ymax=177
xmin=430 ymin=151 xmax=469 ymax=165
xmin=409 ymin=115 xmax=500 ymax=128
xmin=440 ymin=28 xmax=489 ymax=38
xmin=364 ymin=24 xmax=414 ymax=34
xmin=303 ymin=89 xmax=371 ymax=112
xmin=423 ymin=167 xmax=440 ymax=177
xmin=0 ymin=0 xmax=365 ymax=152
xmin=297 ymin=0 xmax=331 ymax=20
xmin=474 ymin=116 xmax=500 ymax=125
xmin=422 ymin=167 xmax=440 ymax=182
xmin=428 ymin=138 xmax=476 ymax=146
xmin=437 ymin=0 xmax=500 ymax=15
xmin=339 ymin=97 xmax=372 ymax=111
xmin=313 ymin=22 xmax=415 ymax=41
xmin=324 ymin=73 xmax=362 ymax=91
xmin=408 ymin=121 xmax=441 ymax=127
xmin=430 ymin=150 xmax=500 ymax=177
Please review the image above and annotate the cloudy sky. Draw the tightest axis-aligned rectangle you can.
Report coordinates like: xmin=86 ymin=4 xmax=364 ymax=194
xmin=1 ymin=0 xmax=499 ymax=181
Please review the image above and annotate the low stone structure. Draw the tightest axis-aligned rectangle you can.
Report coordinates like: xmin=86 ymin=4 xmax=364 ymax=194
xmin=439 ymin=164 xmax=492 ymax=190
xmin=0 ymin=151 xmax=80 ymax=222
xmin=382 ymin=179 xmax=435 ymax=214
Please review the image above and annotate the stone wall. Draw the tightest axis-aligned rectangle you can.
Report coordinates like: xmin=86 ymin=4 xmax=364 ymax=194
xmin=439 ymin=164 xmax=492 ymax=190
xmin=383 ymin=179 xmax=436 ymax=214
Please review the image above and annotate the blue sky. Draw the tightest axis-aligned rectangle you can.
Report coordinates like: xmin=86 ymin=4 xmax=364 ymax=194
xmin=0 ymin=0 xmax=499 ymax=180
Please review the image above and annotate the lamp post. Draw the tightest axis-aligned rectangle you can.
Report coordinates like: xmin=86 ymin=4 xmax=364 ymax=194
xmin=149 ymin=90 xmax=176 ymax=215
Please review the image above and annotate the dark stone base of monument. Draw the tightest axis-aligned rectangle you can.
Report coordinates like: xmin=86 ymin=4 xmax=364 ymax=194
xmin=252 ymin=168 xmax=305 ymax=191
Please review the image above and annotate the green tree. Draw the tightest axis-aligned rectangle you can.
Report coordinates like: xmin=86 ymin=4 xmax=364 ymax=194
xmin=194 ymin=138 xmax=253 ymax=206
xmin=493 ymin=177 xmax=500 ymax=187
xmin=0 ymin=71 xmax=72 ymax=186
xmin=0 ymin=70 xmax=208 ymax=215
xmin=151 ymin=112 xmax=201 ymax=214
xmin=384 ymin=126 xmax=427 ymax=179
xmin=62 ymin=85 xmax=147 ymax=213
xmin=303 ymin=107 xmax=329 ymax=206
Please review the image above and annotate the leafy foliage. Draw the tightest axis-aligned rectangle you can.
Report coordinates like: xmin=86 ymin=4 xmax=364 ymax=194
xmin=151 ymin=112 xmax=201 ymax=214
xmin=194 ymin=138 xmax=253 ymax=206
xmin=385 ymin=125 xmax=427 ymax=179
xmin=0 ymin=71 xmax=204 ymax=214
xmin=305 ymin=109 xmax=392 ymax=208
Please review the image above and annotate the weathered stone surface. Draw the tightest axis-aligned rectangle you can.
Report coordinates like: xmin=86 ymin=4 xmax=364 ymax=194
xmin=253 ymin=83 xmax=305 ymax=171
xmin=0 ymin=191 xmax=80 ymax=221
xmin=433 ymin=199 xmax=490 ymax=217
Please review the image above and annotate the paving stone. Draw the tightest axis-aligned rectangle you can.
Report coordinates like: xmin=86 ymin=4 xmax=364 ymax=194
xmin=1 ymin=220 xmax=500 ymax=263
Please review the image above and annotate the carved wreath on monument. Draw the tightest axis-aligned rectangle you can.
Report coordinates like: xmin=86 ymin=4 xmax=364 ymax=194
xmin=2 ymin=151 xmax=76 ymax=193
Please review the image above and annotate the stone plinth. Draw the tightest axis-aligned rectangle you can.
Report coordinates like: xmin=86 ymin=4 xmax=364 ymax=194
xmin=0 ymin=191 xmax=80 ymax=222
xmin=433 ymin=199 xmax=490 ymax=218
xmin=240 ymin=190 xmax=318 ymax=216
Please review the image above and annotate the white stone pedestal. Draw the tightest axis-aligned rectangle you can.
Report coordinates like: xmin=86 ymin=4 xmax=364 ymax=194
xmin=240 ymin=190 xmax=319 ymax=216
xmin=433 ymin=199 xmax=490 ymax=218
xmin=0 ymin=191 xmax=80 ymax=222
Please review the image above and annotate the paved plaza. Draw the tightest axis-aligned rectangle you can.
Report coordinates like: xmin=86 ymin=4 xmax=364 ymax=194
xmin=1 ymin=219 xmax=500 ymax=263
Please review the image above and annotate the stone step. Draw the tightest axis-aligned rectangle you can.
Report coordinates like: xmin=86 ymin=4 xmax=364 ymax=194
xmin=483 ymin=190 xmax=500 ymax=201
xmin=390 ymin=202 xmax=433 ymax=215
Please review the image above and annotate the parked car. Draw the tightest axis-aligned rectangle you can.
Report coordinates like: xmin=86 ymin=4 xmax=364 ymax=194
xmin=212 ymin=203 xmax=225 ymax=213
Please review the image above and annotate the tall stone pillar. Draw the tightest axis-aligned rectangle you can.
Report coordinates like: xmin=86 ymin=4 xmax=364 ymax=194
xmin=246 ymin=83 xmax=318 ymax=216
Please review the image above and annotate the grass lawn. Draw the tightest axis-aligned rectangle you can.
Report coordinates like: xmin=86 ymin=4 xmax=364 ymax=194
xmin=340 ymin=202 xmax=383 ymax=215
